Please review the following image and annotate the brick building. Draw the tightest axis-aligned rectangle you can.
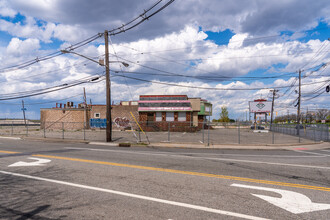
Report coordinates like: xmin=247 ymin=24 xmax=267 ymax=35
xmin=40 ymin=102 xmax=88 ymax=130
xmin=40 ymin=101 xmax=138 ymax=130
xmin=138 ymin=95 xmax=212 ymax=132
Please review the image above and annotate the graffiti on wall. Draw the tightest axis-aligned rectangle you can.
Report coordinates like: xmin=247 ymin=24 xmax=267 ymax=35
xmin=114 ymin=117 xmax=130 ymax=128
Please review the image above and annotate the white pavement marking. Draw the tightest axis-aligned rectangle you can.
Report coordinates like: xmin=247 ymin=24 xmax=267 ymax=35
xmin=65 ymin=147 xmax=324 ymax=158
xmin=65 ymin=147 xmax=330 ymax=170
xmin=0 ymin=170 xmax=269 ymax=220
xmin=232 ymin=184 xmax=330 ymax=214
xmin=293 ymin=150 xmax=330 ymax=157
xmin=8 ymin=157 xmax=51 ymax=167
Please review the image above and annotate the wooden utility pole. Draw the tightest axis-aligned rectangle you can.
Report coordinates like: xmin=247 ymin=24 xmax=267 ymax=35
xmin=297 ymin=69 xmax=302 ymax=135
xmin=104 ymin=30 xmax=112 ymax=142
xmin=21 ymin=100 xmax=26 ymax=126
xmin=270 ymin=89 xmax=278 ymax=125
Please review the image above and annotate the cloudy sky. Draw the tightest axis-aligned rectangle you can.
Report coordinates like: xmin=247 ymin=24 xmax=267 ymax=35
xmin=0 ymin=0 xmax=329 ymax=120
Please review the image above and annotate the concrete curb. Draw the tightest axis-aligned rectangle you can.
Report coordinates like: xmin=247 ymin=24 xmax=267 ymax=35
xmin=1 ymin=135 xmax=329 ymax=150
xmin=89 ymin=142 xmax=119 ymax=147
xmin=0 ymin=136 xmax=21 ymax=140
xmin=21 ymin=136 xmax=89 ymax=144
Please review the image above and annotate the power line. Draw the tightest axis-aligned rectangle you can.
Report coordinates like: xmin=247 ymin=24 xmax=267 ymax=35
xmin=0 ymin=59 xmax=94 ymax=85
xmin=111 ymin=69 xmax=297 ymax=82
xmin=0 ymin=33 xmax=102 ymax=74
xmin=0 ymin=0 xmax=175 ymax=74
xmin=118 ymin=26 xmax=330 ymax=55
xmin=0 ymin=74 xmax=105 ymax=100
xmin=107 ymin=0 xmax=175 ymax=36
xmin=0 ymin=94 xmax=82 ymax=106
xmin=114 ymin=74 xmax=330 ymax=91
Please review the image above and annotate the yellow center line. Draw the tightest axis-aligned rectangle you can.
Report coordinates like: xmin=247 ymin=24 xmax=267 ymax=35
xmin=1 ymin=149 xmax=329 ymax=192
xmin=32 ymin=154 xmax=330 ymax=192
xmin=0 ymin=150 xmax=20 ymax=154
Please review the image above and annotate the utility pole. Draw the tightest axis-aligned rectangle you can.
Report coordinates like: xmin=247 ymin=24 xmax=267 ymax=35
xmin=104 ymin=30 xmax=112 ymax=142
xmin=21 ymin=100 xmax=27 ymax=126
xmin=297 ymin=69 xmax=302 ymax=135
xmin=270 ymin=89 xmax=279 ymax=125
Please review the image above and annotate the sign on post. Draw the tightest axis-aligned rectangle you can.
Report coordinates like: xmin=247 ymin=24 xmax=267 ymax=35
xmin=249 ymin=101 xmax=272 ymax=113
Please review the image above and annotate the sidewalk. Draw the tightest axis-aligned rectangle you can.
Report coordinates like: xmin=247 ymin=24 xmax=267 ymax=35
xmin=1 ymin=135 xmax=329 ymax=151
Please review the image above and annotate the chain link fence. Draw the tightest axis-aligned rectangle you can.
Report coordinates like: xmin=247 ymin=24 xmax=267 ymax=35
xmin=270 ymin=124 xmax=329 ymax=142
xmin=0 ymin=120 xmax=329 ymax=144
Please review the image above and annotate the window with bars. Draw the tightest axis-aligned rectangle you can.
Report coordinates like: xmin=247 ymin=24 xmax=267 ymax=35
xmin=166 ymin=112 xmax=174 ymax=121
xmin=156 ymin=112 xmax=162 ymax=121
xmin=178 ymin=112 xmax=186 ymax=121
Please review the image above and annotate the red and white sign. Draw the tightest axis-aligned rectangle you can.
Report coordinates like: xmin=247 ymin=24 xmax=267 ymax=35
xmin=249 ymin=101 xmax=272 ymax=113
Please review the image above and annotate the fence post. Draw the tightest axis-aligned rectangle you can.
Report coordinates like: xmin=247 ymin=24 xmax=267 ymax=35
xmin=83 ymin=122 xmax=86 ymax=140
xmin=62 ymin=122 xmax=64 ymax=139
xmin=238 ymin=121 xmax=240 ymax=144
xmin=202 ymin=119 xmax=205 ymax=143
xmin=138 ymin=127 xmax=141 ymax=142
xmin=26 ymin=120 xmax=29 ymax=136
xmin=168 ymin=122 xmax=170 ymax=142
xmin=11 ymin=122 xmax=13 ymax=136
xmin=272 ymin=124 xmax=275 ymax=144
xmin=207 ymin=119 xmax=210 ymax=146
xmin=298 ymin=124 xmax=301 ymax=143
xmin=313 ymin=126 xmax=316 ymax=142
xmin=43 ymin=122 xmax=46 ymax=138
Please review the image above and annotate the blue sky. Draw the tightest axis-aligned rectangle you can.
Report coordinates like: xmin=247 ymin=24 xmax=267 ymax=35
xmin=0 ymin=0 xmax=329 ymax=120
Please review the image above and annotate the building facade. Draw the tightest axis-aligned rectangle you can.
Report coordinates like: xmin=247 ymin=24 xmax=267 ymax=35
xmin=40 ymin=97 xmax=212 ymax=132
xmin=40 ymin=101 xmax=139 ymax=130
xmin=138 ymin=95 xmax=212 ymax=132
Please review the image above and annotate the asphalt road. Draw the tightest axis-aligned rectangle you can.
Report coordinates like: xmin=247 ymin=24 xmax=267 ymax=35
xmin=0 ymin=138 xmax=330 ymax=219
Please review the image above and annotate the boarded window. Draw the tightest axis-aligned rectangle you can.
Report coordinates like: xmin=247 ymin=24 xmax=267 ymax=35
xmin=156 ymin=112 xmax=162 ymax=121
xmin=178 ymin=112 xmax=186 ymax=121
xmin=166 ymin=112 xmax=174 ymax=121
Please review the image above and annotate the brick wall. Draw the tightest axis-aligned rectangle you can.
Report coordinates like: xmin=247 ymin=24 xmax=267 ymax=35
xmin=40 ymin=109 xmax=87 ymax=130
xmin=112 ymin=105 xmax=139 ymax=130
xmin=90 ymin=105 xmax=106 ymax=119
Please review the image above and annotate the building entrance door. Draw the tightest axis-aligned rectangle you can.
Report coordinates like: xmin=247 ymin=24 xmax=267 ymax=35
xmin=147 ymin=113 xmax=154 ymax=126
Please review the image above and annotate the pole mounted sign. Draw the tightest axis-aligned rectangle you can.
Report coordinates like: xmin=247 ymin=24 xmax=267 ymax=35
xmin=249 ymin=101 xmax=272 ymax=113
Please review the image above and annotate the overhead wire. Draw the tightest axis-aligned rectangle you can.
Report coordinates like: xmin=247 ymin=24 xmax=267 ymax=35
xmin=109 ymin=53 xmax=315 ymax=82
xmin=113 ymin=73 xmax=330 ymax=91
xmin=0 ymin=94 xmax=82 ymax=106
xmin=109 ymin=36 xmax=134 ymax=100
xmin=0 ymin=0 xmax=175 ymax=74
xmin=0 ymin=59 xmax=94 ymax=85
xmin=119 ymin=26 xmax=330 ymax=55
xmin=0 ymin=73 xmax=105 ymax=100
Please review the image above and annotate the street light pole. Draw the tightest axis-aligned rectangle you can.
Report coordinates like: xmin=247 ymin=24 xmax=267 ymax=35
xmin=61 ymin=38 xmax=129 ymax=143
xmin=104 ymin=30 xmax=112 ymax=142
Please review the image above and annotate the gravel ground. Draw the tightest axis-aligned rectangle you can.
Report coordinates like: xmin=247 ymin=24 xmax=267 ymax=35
xmin=0 ymin=126 xmax=318 ymax=145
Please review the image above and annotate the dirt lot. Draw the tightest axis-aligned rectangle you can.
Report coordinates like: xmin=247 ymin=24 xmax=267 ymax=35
xmin=0 ymin=126 xmax=314 ymax=145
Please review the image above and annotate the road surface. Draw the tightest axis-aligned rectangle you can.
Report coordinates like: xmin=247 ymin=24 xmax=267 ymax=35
xmin=0 ymin=138 xmax=330 ymax=219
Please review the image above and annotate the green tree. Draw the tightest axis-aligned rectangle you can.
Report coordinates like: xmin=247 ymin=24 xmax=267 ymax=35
xmin=219 ymin=106 xmax=230 ymax=122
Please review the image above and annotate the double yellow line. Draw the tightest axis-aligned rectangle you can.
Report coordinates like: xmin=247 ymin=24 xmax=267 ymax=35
xmin=2 ymin=150 xmax=330 ymax=192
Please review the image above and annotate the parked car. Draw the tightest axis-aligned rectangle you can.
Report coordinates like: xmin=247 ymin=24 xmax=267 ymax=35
xmin=250 ymin=125 xmax=265 ymax=130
